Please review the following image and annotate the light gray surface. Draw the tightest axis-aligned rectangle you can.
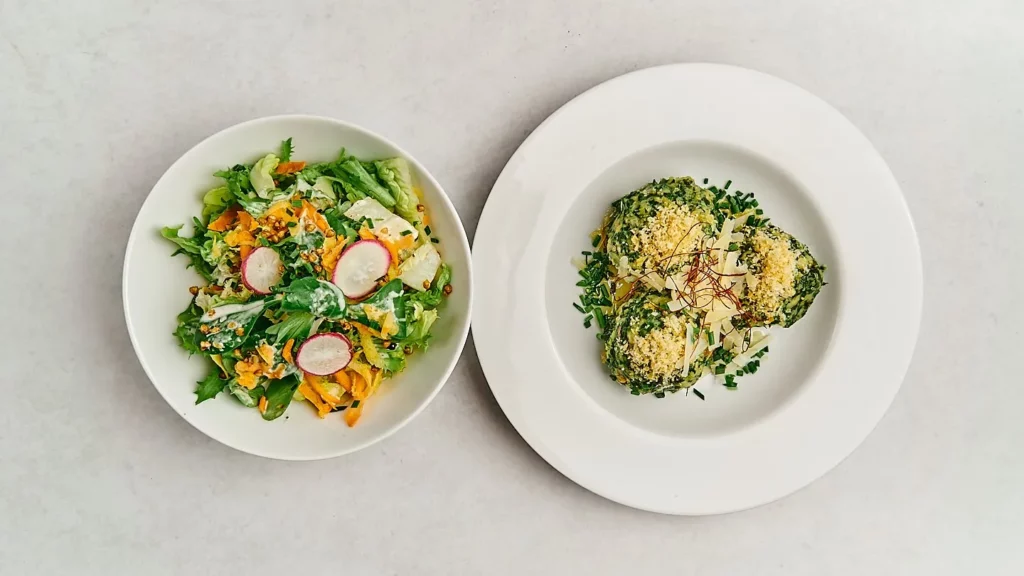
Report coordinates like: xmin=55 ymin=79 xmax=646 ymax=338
xmin=2 ymin=0 xmax=1022 ymax=574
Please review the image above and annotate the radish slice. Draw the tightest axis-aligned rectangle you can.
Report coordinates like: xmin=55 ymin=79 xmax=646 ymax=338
xmin=332 ymin=240 xmax=391 ymax=298
xmin=241 ymin=247 xmax=283 ymax=295
xmin=295 ymin=333 xmax=352 ymax=375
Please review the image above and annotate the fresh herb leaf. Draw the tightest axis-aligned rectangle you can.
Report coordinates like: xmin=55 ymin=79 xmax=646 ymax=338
xmin=279 ymin=277 xmax=346 ymax=319
xmin=279 ymin=138 xmax=293 ymax=163
xmin=261 ymin=374 xmax=300 ymax=420
xmin=265 ymin=311 xmax=315 ymax=344
xmin=195 ymin=364 xmax=227 ymax=404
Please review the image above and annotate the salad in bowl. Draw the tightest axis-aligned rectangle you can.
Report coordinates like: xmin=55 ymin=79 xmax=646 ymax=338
xmin=162 ymin=138 xmax=451 ymax=426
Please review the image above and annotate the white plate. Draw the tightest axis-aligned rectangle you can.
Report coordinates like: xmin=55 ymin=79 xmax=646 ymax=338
xmin=124 ymin=115 xmax=472 ymax=460
xmin=472 ymin=64 xmax=921 ymax=514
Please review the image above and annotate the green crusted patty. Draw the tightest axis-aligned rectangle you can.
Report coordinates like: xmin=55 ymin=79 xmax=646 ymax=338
xmin=738 ymin=224 xmax=825 ymax=328
xmin=603 ymin=177 xmax=718 ymax=274
xmin=603 ymin=290 xmax=710 ymax=396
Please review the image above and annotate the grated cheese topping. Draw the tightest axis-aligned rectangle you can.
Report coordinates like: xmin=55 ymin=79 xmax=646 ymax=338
xmin=627 ymin=314 xmax=690 ymax=381
xmin=629 ymin=204 xmax=711 ymax=272
xmin=744 ymin=230 xmax=798 ymax=319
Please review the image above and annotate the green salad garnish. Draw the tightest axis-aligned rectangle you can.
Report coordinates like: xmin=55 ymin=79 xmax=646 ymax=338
xmin=163 ymin=139 xmax=452 ymax=425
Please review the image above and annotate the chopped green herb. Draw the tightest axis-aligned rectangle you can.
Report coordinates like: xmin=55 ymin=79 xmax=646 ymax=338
xmin=400 ymin=230 xmax=412 ymax=236
xmin=424 ymin=225 xmax=432 ymax=235
xmin=693 ymin=388 xmax=705 ymax=400
xmin=431 ymin=238 xmax=440 ymax=243
xmin=291 ymin=200 xmax=303 ymax=208
xmin=724 ymin=180 xmax=732 ymax=190
xmin=573 ymin=302 xmax=586 ymax=314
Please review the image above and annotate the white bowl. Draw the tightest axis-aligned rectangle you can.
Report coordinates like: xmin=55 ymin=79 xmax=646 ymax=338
xmin=123 ymin=115 xmax=472 ymax=460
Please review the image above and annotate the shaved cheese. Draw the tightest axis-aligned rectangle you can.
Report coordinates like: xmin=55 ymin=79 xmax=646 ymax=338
xmin=641 ymin=272 xmax=666 ymax=291
xmin=705 ymin=303 xmax=739 ymax=325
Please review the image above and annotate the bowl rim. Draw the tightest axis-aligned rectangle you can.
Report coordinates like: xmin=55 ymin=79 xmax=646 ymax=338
xmin=122 ymin=114 xmax=473 ymax=460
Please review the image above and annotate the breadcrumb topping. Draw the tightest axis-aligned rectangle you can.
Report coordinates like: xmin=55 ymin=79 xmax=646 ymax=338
xmin=627 ymin=314 xmax=688 ymax=381
xmin=745 ymin=230 xmax=797 ymax=319
xmin=629 ymin=204 xmax=710 ymax=271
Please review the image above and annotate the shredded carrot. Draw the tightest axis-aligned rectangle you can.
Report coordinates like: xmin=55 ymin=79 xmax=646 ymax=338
xmin=276 ymin=161 xmax=306 ymax=174
xmin=300 ymin=200 xmax=330 ymax=232
xmin=258 ymin=395 xmax=267 ymax=414
xmin=380 ymin=239 xmax=401 ymax=280
xmin=309 ymin=376 xmax=342 ymax=406
xmin=237 ymin=211 xmax=256 ymax=231
xmin=224 ymin=228 xmax=256 ymax=247
xmin=356 ymin=326 xmax=384 ymax=369
xmin=333 ymin=370 xmax=352 ymax=392
xmin=298 ymin=380 xmax=329 ymax=418
xmin=394 ymin=234 xmax=415 ymax=251
xmin=208 ymin=207 xmax=238 ymax=232
xmin=282 ymin=339 xmax=295 ymax=364
xmin=257 ymin=343 xmax=276 ymax=365
xmin=321 ymin=236 xmax=347 ymax=275
xmin=351 ymin=321 xmax=382 ymax=339
xmin=344 ymin=403 xmax=363 ymax=427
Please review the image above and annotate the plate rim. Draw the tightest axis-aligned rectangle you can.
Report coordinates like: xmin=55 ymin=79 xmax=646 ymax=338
xmin=471 ymin=63 xmax=922 ymax=514
xmin=122 ymin=114 xmax=474 ymax=461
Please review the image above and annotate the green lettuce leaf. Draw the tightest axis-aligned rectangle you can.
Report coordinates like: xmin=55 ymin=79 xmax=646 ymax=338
xmin=174 ymin=303 xmax=203 ymax=354
xmin=265 ymin=311 xmax=315 ymax=345
xmin=161 ymin=225 xmax=215 ymax=281
xmin=201 ymin=186 xmax=233 ymax=223
xmin=216 ymin=165 xmax=270 ymax=216
xmin=335 ymin=159 xmax=395 ymax=208
xmin=262 ymin=373 xmax=301 ymax=420
xmin=374 ymin=158 xmax=418 ymax=222
xmin=195 ymin=364 xmax=228 ymax=404
xmin=279 ymin=138 xmax=293 ymax=163
xmin=279 ymin=278 xmax=346 ymax=319
xmin=229 ymin=381 xmax=263 ymax=407
xmin=250 ymin=154 xmax=280 ymax=198
xmin=408 ymin=264 xmax=451 ymax=308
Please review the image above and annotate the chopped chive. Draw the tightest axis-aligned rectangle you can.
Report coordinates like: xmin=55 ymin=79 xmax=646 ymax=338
xmin=424 ymin=225 xmax=432 ymax=235
xmin=286 ymin=221 xmax=297 ymax=227
xmin=593 ymin=307 xmax=606 ymax=330
xmin=654 ymin=392 xmax=666 ymax=399
xmin=400 ymin=230 xmax=412 ymax=236
xmin=728 ymin=242 xmax=739 ymax=251
xmin=714 ymin=365 xmax=726 ymax=375
xmin=703 ymin=178 xmax=709 ymax=184
xmin=583 ymin=314 xmax=593 ymax=328
xmin=693 ymin=388 xmax=705 ymax=400
xmin=572 ymin=302 xmax=586 ymax=314
xmin=430 ymin=238 xmax=440 ymax=243
xmin=591 ymin=235 xmax=601 ymax=247
xmin=351 ymin=400 xmax=360 ymax=408
xmin=724 ymin=180 xmax=732 ymax=189
xmin=291 ymin=200 xmax=303 ymax=208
